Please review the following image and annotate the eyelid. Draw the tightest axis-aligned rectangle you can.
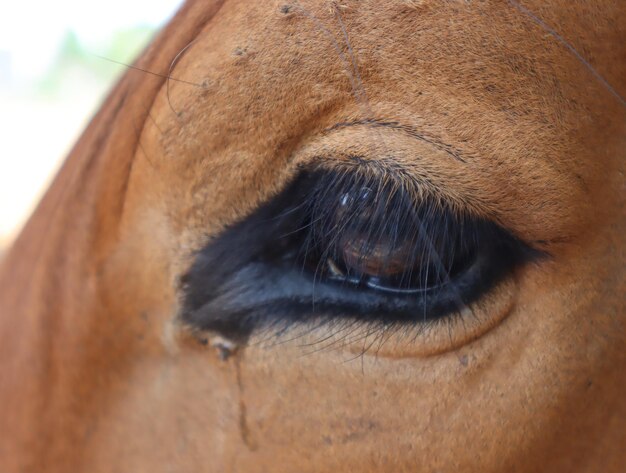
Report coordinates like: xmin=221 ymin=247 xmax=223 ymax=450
xmin=323 ymin=118 xmax=468 ymax=163
xmin=184 ymin=258 xmax=522 ymax=359
xmin=292 ymin=131 xmax=485 ymax=223
xmin=292 ymin=120 xmax=574 ymax=246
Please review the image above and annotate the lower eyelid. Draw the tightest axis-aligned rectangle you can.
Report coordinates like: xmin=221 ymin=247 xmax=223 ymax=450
xmin=183 ymin=243 xmax=513 ymax=346
xmin=247 ymin=275 xmax=519 ymax=359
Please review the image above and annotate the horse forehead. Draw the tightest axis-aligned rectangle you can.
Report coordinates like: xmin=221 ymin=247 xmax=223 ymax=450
xmin=164 ymin=0 xmax=621 ymax=146
xmin=186 ymin=0 xmax=620 ymax=91
xmin=153 ymin=0 xmax=622 ymax=218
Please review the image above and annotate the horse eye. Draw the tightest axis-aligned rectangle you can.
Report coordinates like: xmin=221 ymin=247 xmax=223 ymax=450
xmin=334 ymin=188 xmax=415 ymax=280
xmin=181 ymin=166 xmax=542 ymax=342
xmin=323 ymin=187 xmax=435 ymax=292
xmin=333 ymin=188 xmax=410 ymax=277
xmin=304 ymin=180 xmax=477 ymax=296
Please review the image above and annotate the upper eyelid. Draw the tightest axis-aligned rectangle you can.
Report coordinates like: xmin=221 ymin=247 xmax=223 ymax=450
xmin=309 ymin=159 xmax=552 ymax=260
xmin=305 ymin=155 xmax=556 ymax=251
xmin=322 ymin=119 xmax=469 ymax=163
xmin=291 ymin=127 xmax=490 ymax=224
xmin=305 ymin=158 xmax=468 ymax=224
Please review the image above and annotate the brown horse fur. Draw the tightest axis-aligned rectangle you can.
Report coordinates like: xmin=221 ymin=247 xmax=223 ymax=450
xmin=0 ymin=0 xmax=624 ymax=471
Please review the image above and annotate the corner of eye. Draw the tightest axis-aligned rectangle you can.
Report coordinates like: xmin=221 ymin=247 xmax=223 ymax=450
xmin=168 ymin=317 xmax=243 ymax=361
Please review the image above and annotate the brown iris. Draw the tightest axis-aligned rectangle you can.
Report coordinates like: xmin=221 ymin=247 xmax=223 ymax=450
xmin=339 ymin=236 xmax=414 ymax=277
xmin=324 ymin=186 xmax=427 ymax=287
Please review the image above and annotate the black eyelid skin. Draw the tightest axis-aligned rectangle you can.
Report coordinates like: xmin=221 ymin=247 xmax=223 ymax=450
xmin=180 ymin=163 xmax=544 ymax=343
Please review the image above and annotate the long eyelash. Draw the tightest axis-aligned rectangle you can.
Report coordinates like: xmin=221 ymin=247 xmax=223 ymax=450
xmin=301 ymin=159 xmax=461 ymax=284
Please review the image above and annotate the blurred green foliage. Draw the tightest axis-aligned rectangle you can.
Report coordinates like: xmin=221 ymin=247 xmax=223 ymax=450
xmin=37 ymin=26 xmax=156 ymax=96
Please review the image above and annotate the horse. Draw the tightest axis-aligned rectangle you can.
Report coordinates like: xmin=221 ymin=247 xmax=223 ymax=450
xmin=0 ymin=0 xmax=624 ymax=471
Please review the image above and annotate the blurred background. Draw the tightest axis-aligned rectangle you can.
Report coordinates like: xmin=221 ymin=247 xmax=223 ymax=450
xmin=0 ymin=0 xmax=184 ymax=250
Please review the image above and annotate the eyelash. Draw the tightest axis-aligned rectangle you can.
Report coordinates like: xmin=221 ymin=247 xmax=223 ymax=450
xmin=180 ymin=164 xmax=542 ymax=342
xmin=296 ymin=171 xmax=478 ymax=295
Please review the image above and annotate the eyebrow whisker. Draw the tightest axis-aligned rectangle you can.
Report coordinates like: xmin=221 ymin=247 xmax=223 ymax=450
xmin=92 ymin=53 xmax=207 ymax=89
xmin=325 ymin=119 xmax=468 ymax=163
xmin=506 ymin=0 xmax=626 ymax=108
xmin=166 ymin=38 xmax=202 ymax=117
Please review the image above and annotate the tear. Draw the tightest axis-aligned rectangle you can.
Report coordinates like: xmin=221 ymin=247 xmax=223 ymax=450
xmin=210 ymin=335 xmax=238 ymax=361
xmin=235 ymin=356 xmax=258 ymax=451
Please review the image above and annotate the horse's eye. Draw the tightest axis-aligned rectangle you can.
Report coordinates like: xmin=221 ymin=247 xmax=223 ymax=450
xmin=333 ymin=188 xmax=416 ymax=280
xmin=181 ymin=165 xmax=543 ymax=348
xmin=295 ymin=171 xmax=491 ymax=305
xmin=317 ymin=186 xmax=473 ymax=294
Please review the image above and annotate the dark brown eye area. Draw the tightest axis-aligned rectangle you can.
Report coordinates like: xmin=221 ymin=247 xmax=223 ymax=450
xmin=339 ymin=235 xmax=412 ymax=277
xmin=334 ymin=188 xmax=416 ymax=279
xmin=304 ymin=178 xmax=477 ymax=295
